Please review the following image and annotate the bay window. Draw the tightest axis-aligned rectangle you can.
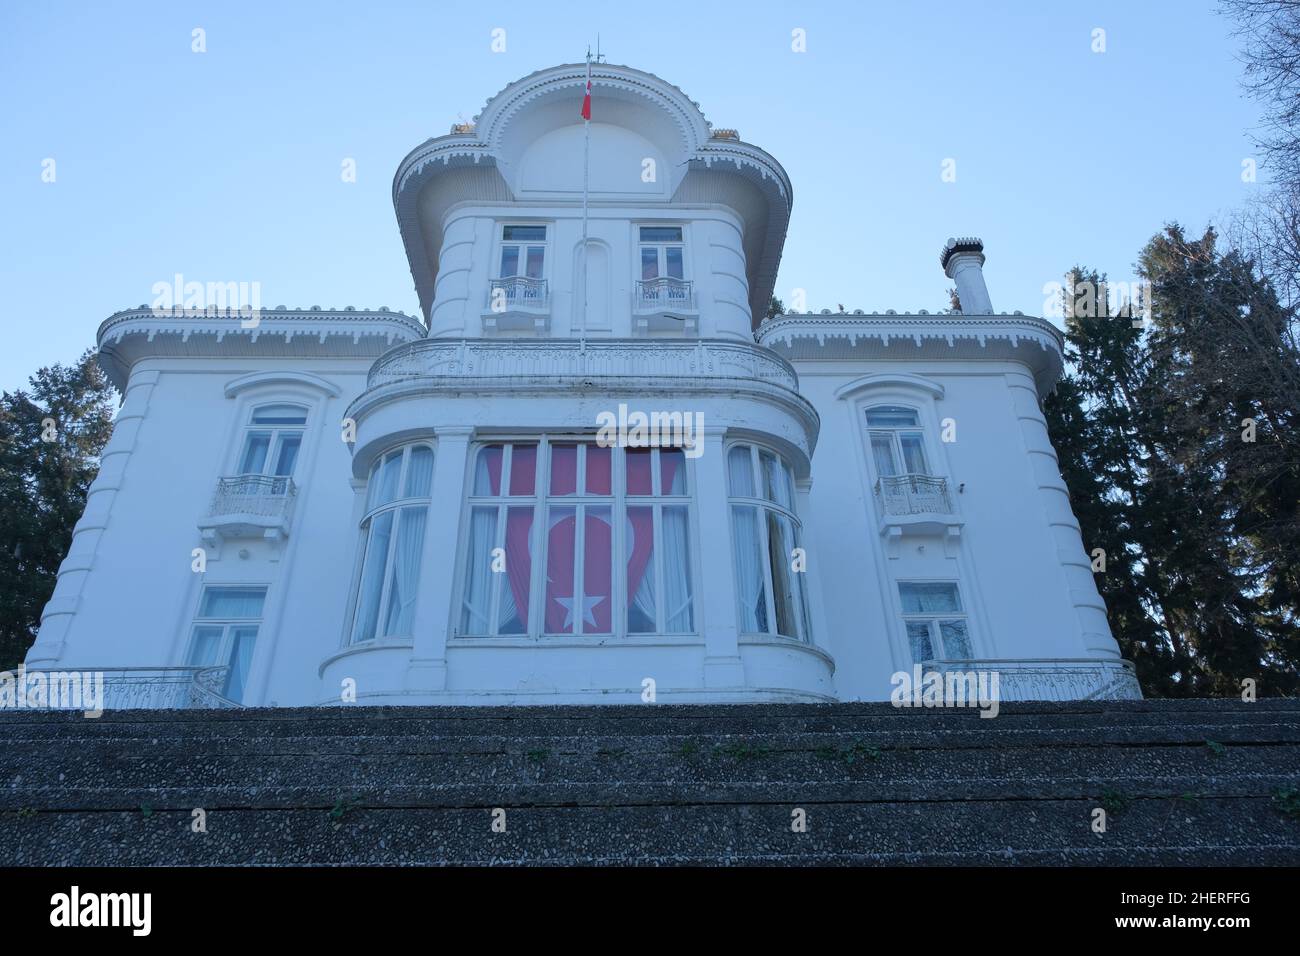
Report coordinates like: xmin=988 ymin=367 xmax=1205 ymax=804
xmin=458 ymin=438 xmax=695 ymax=637
xmin=728 ymin=443 xmax=814 ymax=643
xmin=350 ymin=444 xmax=434 ymax=644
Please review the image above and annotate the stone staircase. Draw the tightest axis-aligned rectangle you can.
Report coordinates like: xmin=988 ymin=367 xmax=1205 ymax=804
xmin=1 ymin=699 xmax=1297 ymax=865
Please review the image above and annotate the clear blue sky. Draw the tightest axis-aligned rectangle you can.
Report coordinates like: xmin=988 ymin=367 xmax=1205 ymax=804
xmin=0 ymin=0 xmax=1264 ymax=391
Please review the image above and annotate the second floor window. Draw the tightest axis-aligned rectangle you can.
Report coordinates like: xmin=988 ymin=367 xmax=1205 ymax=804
xmin=238 ymin=404 xmax=306 ymax=480
xmin=866 ymin=406 xmax=929 ymax=477
xmin=499 ymin=224 xmax=546 ymax=279
xmin=638 ymin=226 xmax=684 ymax=281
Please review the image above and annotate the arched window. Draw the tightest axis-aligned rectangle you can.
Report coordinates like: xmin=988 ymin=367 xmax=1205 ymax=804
xmin=727 ymin=443 xmax=813 ymax=642
xmin=864 ymin=405 xmax=930 ymax=478
xmin=350 ymin=444 xmax=434 ymax=644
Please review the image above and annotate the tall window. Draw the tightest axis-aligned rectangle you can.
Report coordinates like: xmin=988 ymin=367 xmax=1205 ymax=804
xmin=865 ymin=406 xmax=929 ymax=478
xmin=187 ymin=586 xmax=266 ymax=703
xmin=237 ymin=404 xmax=307 ymax=485
xmin=638 ymin=226 xmax=684 ymax=281
xmin=728 ymin=443 xmax=814 ymax=643
xmin=498 ymin=224 xmax=546 ymax=280
xmin=898 ymin=582 xmax=973 ymax=663
xmin=350 ymin=444 xmax=434 ymax=644
xmin=459 ymin=439 xmax=695 ymax=637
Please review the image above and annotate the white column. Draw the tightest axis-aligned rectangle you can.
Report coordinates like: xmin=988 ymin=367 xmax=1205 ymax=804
xmin=695 ymin=428 xmax=745 ymax=688
xmin=406 ymin=426 xmax=473 ymax=692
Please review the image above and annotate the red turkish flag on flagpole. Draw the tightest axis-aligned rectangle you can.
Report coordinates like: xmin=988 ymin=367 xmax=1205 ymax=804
xmin=581 ymin=75 xmax=591 ymax=120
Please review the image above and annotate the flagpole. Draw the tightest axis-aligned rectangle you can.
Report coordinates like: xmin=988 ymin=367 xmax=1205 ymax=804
xmin=580 ymin=49 xmax=591 ymax=361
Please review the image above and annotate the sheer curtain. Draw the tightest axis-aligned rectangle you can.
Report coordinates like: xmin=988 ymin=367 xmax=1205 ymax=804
xmin=351 ymin=511 xmax=393 ymax=643
xmin=661 ymin=506 xmax=693 ymax=631
xmin=383 ymin=507 xmax=427 ymax=636
xmin=404 ymin=446 xmax=434 ymax=498
xmin=732 ymin=505 xmax=766 ymax=632
xmin=200 ymin=587 xmax=265 ymax=619
xmin=225 ymin=627 xmax=258 ymax=702
xmin=626 ymin=508 xmax=656 ymax=632
xmin=461 ymin=508 xmax=496 ymax=634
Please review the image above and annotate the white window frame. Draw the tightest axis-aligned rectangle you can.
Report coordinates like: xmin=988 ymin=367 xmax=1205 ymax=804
xmin=636 ymin=224 xmax=687 ymax=281
xmin=897 ymin=580 xmax=973 ymax=664
xmin=726 ymin=441 xmax=814 ymax=643
xmin=186 ymin=585 xmax=267 ymax=702
xmin=456 ymin=436 xmax=698 ymax=639
xmin=864 ymin=404 xmax=932 ymax=479
xmin=235 ymin=403 xmax=308 ymax=480
xmin=496 ymin=223 xmax=549 ymax=281
xmin=348 ymin=443 xmax=435 ymax=645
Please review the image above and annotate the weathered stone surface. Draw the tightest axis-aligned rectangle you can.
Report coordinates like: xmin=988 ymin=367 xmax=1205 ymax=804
xmin=1 ymin=700 xmax=1297 ymax=865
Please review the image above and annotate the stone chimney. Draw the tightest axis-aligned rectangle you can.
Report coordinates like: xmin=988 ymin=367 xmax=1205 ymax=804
xmin=941 ymin=237 xmax=993 ymax=314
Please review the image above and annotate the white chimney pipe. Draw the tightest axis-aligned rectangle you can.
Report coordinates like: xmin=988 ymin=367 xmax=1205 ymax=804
xmin=941 ymin=237 xmax=993 ymax=314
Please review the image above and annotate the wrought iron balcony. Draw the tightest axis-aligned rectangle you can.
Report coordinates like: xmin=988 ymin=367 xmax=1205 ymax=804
xmin=635 ymin=276 xmax=696 ymax=311
xmin=916 ymin=658 xmax=1143 ymax=701
xmin=199 ymin=474 xmax=297 ymax=551
xmin=20 ymin=666 xmax=243 ymax=710
xmin=485 ymin=276 xmax=550 ymax=331
xmin=874 ymin=474 xmax=954 ymax=515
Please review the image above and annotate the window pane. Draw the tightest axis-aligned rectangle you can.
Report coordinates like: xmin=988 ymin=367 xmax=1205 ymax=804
xmin=404 ymin=446 xmax=434 ymax=498
xmin=626 ymin=505 xmax=656 ymax=633
xmin=940 ymin=619 xmax=972 ymax=659
xmin=583 ymin=506 xmax=613 ymax=634
xmin=900 ymin=433 xmax=928 ymax=475
xmin=639 ymin=226 xmax=683 ymax=242
xmin=272 ymin=434 xmax=301 ymax=477
xmin=906 ymin=622 xmax=935 ymax=662
xmin=351 ymin=511 xmax=393 ymax=643
xmin=499 ymin=246 xmax=520 ymax=277
xmin=665 ymin=246 xmax=684 ymax=279
xmin=866 ymin=406 xmax=919 ymax=428
xmin=239 ymin=432 xmax=271 ymax=474
xmin=509 ymin=444 xmax=537 ymax=496
xmin=870 ymin=434 xmax=898 ymax=477
xmin=732 ymin=505 xmax=768 ymax=632
xmin=525 ymin=246 xmax=545 ymax=278
xmin=224 ymin=626 xmax=258 ymax=702
xmin=188 ymin=626 xmax=224 ymax=666
xmin=503 ymin=225 xmax=546 ymax=241
xmin=474 ymin=445 xmax=504 ymax=496
xmin=761 ymin=451 xmax=792 ymax=508
xmin=460 ymin=507 xmax=498 ymax=634
xmin=381 ymin=507 xmax=427 ymax=637
xmin=626 ymin=447 xmax=652 ymax=495
xmin=497 ymin=507 xmax=534 ymax=635
xmin=767 ymin=511 xmax=799 ymax=638
xmin=199 ymin=587 xmax=266 ymax=619
xmin=544 ymin=506 xmax=577 ymax=633
xmin=899 ymin=582 xmax=961 ymax=614
xmin=586 ymin=444 xmax=611 ymax=494
xmin=369 ymin=451 xmax=402 ymax=509
xmin=251 ymin=404 xmax=307 ymax=425
xmin=662 ymin=505 xmax=694 ymax=632
xmin=727 ymin=446 xmax=754 ymax=497
xmin=550 ymin=444 xmax=578 ymax=496
xmin=640 ymin=247 xmax=658 ymax=280
xmin=659 ymin=449 xmax=686 ymax=495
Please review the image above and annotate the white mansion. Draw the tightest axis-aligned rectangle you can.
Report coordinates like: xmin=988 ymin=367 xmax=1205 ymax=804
xmin=26 ymin=63 xmax=1140 ymax=708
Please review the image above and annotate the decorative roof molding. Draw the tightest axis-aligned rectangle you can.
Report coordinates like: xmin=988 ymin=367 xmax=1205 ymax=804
xmin=95 ymin=308 xmax=426 ymax=392
xmin=835 ymin=372 xmax=946 ymax=401
xmin=223 ymin=370 xmax=342 ymax=399
xmin=757 ymin=313 xmax=1066 ymax=396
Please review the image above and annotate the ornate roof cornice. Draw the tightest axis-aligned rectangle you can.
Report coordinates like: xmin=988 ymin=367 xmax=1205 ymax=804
xmin=756 ymin=313 xmax=1065 ymax=395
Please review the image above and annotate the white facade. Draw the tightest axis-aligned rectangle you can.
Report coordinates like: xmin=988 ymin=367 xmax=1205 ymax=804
xmin=26 ymin=64 xmax=1139 ymax=707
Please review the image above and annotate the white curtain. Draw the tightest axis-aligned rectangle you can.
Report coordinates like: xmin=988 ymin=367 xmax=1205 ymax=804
xmin=767 ymin=511 xmax=798 ymax=637
xmin=727 ymin=446 xmax=753 ymax=497
xmin=225 ymin=627 xmax=258 ymax=702
xmin=383 ymin=507 xmax=427 ymax=636
xmin=351 ymin=511 xmax=393 ymax=643
xmin=404 ymin=446 xmax=434 ymax=498
xmin=732 ymin=505 xmax=766 ymax=632
xmin=899 ymin=583 xmax=960 ymax=614
xmin=200 ymin=587 xmax=266 ymax=619
xmin=661 ymin=506 xmax=693 ymax=631
xmin=627 ymin=510 xmax=656 ymax=632
xmin=461 ymin=507 xmax=497 ymax=634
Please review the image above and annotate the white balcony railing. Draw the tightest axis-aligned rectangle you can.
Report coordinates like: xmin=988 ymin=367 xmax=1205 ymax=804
xmin=209 ymin=474 xmax=297 ymax=520
xmin=487 ymin=276 xmax=549 ymax=312
xmin=874 ymin=474 xmax=954 ymax=515
xmin=917 ymin=658 xmax=1143 ymax=701
xmin=19 ymin=666 xmax=243 ymax=710
xmin=635 ymin=277 xmax=696 ymax=313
